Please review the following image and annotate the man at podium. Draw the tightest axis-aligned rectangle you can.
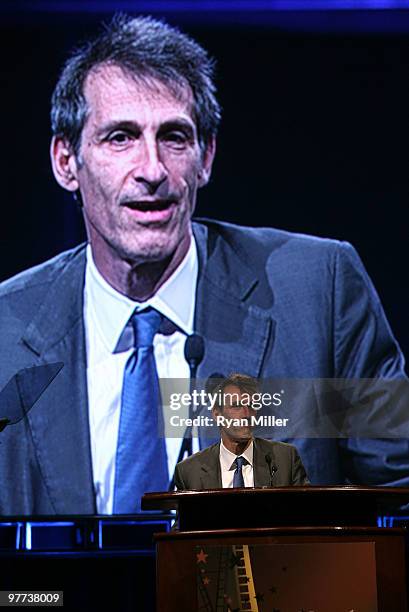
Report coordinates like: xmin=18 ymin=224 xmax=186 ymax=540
xmin=174 ymin=374 xmax=309 ymax=490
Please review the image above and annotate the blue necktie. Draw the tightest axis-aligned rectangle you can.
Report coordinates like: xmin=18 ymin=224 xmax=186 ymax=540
xmin=113 ymin=308 xmax=168 ymax=513
xmin=232 ymin=456 xmax=247 ymax=488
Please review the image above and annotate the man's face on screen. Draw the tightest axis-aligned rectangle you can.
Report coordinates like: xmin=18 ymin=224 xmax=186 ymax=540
xmin=55 ymin=64 xmax=214 ymax=271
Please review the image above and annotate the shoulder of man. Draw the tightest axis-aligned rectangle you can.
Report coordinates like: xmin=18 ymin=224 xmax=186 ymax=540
xmin=192 ymin=218 xmax=375 ymax=311
xmin=192 ymin=217 xmax=354 ymax=270
xmin=254 ymin=437 xmax=299 ymax=456
xmin=176 ymin=441 xmax=219 ymax=471
xmin=0 ymin=244 xmax=87 ymax=339
xmin=0 ymin=244 xmax=87 ymax=301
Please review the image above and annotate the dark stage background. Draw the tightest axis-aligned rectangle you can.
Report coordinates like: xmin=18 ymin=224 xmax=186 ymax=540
xmin=1 ymin=9 xmax=409 ymax=360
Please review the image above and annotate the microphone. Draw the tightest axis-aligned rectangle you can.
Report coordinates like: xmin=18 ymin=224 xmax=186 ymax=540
xmin=171 ymin=335 xmax=205 ymax=473
xmin=265 ymin=454 xmax=277 ymax=487
xmin=184 ymin=334 xmax=204 ymax=379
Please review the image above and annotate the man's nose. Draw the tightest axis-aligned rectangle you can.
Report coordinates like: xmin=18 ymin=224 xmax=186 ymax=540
xmin=133 ymin=139 xmax=168 ymax=191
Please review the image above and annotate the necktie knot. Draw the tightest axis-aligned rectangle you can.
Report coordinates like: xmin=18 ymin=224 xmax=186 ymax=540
xmin=131 ymin=308 xmax=162 ymax=348
xmin=234 ymin=456 xmax=247 ymax=470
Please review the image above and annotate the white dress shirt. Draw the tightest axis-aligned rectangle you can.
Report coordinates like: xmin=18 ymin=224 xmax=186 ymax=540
xmin=219 ymin=440 xmax=254 ymax=488
xmin=84 ymin=239 xmax=199 ymax=514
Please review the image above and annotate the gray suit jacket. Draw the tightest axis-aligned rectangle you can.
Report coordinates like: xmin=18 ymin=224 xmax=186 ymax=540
xmin=174 ymin=438 xmax=309 ymax=490
xmin=0 ymin=219 xmax=407 ymax=514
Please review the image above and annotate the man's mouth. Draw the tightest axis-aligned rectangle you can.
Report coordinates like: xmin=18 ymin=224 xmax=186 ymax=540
xmin=121 ymin=199 xmax=176 ymax=223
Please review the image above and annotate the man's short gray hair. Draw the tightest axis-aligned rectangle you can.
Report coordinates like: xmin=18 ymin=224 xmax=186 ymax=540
xmin=51 ymin=13 xmax=221 ymax=156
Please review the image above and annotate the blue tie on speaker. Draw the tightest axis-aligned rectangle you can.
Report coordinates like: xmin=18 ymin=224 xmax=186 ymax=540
xmin=232 ymin=456 xmax=247 ymax=488
xmin=113 ymin=307 xmax=168 ymax=513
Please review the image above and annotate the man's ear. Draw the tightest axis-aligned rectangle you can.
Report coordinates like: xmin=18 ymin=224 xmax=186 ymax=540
xmin=212 ymin=406 xmax=221 ymax=420
xmin=198 ymin=136 xmax=216 ymax=188
xmin=50 ymin=136 xmax=80 ymax=192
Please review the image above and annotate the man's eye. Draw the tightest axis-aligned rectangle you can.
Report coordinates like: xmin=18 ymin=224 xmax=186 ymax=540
xmin=162 ymin=132 xmax=189 ymax=147
xmin=107 ymin=132 xmax=132 ymax=145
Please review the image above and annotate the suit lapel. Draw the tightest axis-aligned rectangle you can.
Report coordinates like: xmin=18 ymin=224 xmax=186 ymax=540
xmin=193 ymin=222 xmax=274 ymax=380
xmin=253 ymin=438 xmax=274 ymax=487
xmin=21 ymin=247 xmax=95 ymax=513
xmin=198 ymin=443 xmax=222 ymax=488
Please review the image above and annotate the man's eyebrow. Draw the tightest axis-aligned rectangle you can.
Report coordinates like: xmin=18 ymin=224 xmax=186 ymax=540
xmin=158 ymin=119 xmax=196 ymax=136
xmin=95 ymin=118 xmax=196 ymax=137
xmin=95 ymin=120 xmax=141 ymax=137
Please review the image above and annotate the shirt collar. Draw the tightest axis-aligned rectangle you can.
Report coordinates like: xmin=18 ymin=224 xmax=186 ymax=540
xmin=219 ymin=439 xmax=254 ymax=472
xmin=85 ymin=238 xmax=198 ymax=353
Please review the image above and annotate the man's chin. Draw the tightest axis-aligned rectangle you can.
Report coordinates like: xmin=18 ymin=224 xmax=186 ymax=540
xmin=115 ymin=227 xmax=190 ymax=265
xmin=116 ymin=240 xmax=179 ymax=266
xmin=229 ymin=429 xmax=253 ymax=442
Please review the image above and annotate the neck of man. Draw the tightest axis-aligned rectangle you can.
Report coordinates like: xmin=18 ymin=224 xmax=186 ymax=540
xmin=90 ymin=234 xmax=191 ymax=301
xmin=221 ymin=434 xmax=252 ymax=456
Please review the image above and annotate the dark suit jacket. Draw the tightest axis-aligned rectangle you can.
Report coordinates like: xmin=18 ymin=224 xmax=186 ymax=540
xmin=0 ymin=219 xmax=407 ymax=514
xmin=174 ymin=438 xmax=309 ymax=490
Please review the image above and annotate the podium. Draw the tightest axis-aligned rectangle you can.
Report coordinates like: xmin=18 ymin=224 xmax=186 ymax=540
xmin=142 ymin=486 xmax=409 ymax=612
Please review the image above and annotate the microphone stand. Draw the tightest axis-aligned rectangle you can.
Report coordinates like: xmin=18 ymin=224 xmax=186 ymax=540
xmin=265 ymin=454 xmax=277 ymax=487
xmin=169 ymin=334 xmax=204 ymax=490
